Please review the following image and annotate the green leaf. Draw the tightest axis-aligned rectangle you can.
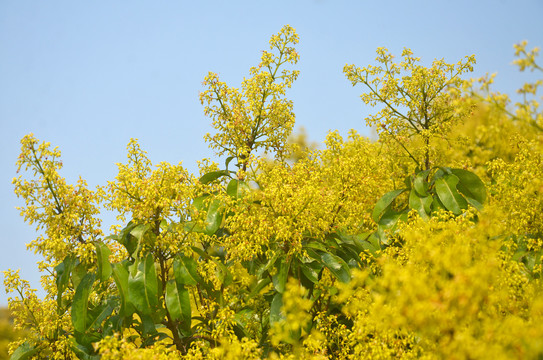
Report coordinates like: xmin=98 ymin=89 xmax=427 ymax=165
xmin=225 ymin=156 xmax=235 ymax=170
xmin=128 ymin=254 xmax=159 ymax=315
xmin=86 ymin=301 xmax=115 ymax=331
xmin=413 ymin=169 xmax=431 ymax=196
xmin=450 ymin=168 xmax=486 ymax=206
xmin=375 ymin=210 xmax=408 ymax=245
xmin=72 ymin=273 xmax=96 ymax=333
xmin=303 ymin=241 xmax=328 ymax=252
xmin=408 ymin=189 xmax=432 ymax=220
xmin=320 ymin=252 xmax=351 ymax=283
xmin=138 ymin=313 xmax=158 ymax=337
xmin=111 ymin=261 xmax=135 ymax=317
xmin=71 ymin=261 xmax=89 ymax=290
xmin=372 ymin=189 xmax=406 ymax=222
xmin=435 ymin=174 xmax=468 ymax=215
xmin=73 ymin=330 xmax=101 ymax=348
xmin=378 ymin=209 xmax=407 ymax=229
xmin=300 ymin=261 xmax=321 ymax=284
xmin=130 ymin=223 xmax=149 ymax=241
xmin=95 ymin=242 xmax=112 ymax=283
xmin=117 ymin=221 xmax=138 ymax=257
xmin=360 ymin=233 xmax=382 ymax=255
xmin=130 ymin=223 xmax=156 ymax=247
xmin=199 ymin=170 xmax=230 ymax=184
xmin=10 ymin=341 xmax=39 ymax=360
xmin=249 ymin=278 xmax=272 ymax=298
xmin=55 ymin=254 xmax=76 ymax=308
xmin=71 ymin=341 xmax=100 ymax=360
xmin=173 ymin=254 xmax=201 ymax=286
xmin=226 ymin=179 xmax=250 ymax=200
xmin=257 ymin=252 xmax=280 ymax=278
xmin=165 ymin=280 xmax=191 ymax=331
xmin=335 ymin=244 xmax=363 ymax=267
xmin=191 ymin=196 xmax=223 ymax=235
xmin=272 ymin=257 xmax=289 ymax=293
xmin=431 ymin=195 xmax=447 ymax=213
xmin=270 ymin=292 xmax=284 ymax=325
xmin=204 ymin=199 xmax=223 ymax=235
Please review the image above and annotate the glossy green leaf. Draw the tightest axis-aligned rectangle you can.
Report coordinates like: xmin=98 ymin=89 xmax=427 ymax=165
xmin=130 ymin=223 xmax=149 ymax=241
xmin=128 ymin=254 xmax=158 ymax=315
xmin=249 ymin=277 xmax=272 ymax=298
xmin=73 ymin=330 xmax=101 ymax=350
xmin=361 ymin=233 xmax=382 ymax=255
xmin=111 ymin=261 xmax=134 ymax=317
xmin=226 ymin=179 xmax=250 ymax=200
xmin=300 ymin=261 xmax=321 ymax=283
xmin=191 ymin=196 xmax=223 ymax=235
xmin=130 ymin=223 xmax=156 ymax=247
xmin=71 ymin=261 xmax=89 ymax=290
xmin=139 ymin=313 xmax=158 ymax=337
xmin=431 ymin=195 xmax=447 ymax=213
xmin=435 ymin=174 xmax=468 ymax=215
xmin=86 ymin=301 xmax=115 ymax=331
xmin=270 ymin=292 xmax=284 ymax=324
xmin=10 ymin=341 xmax=39 ymax=360
xmin=257 ymin=252 xmax=280 ymax=278
xmin=413 ymin=169 xmax=431 ymax=196
xmin=55 ymin=254 xmax=75 ymax=308
xmin=372 ymin=189 xmax=406 ymax=222
xmin=336 ymin=243 xmax=363 ymax=267
xmin=94 ymin=242 xmax=112 ymax=283
xmin=225 ymin=156 xmax=235 ymax=170
xmin=272 ymin=257 xmax=289 ymax=293
xmin=303 ymin=241 xmax=328 ymax=252
xmin=71 ymin=273 xmax=96 ymax=333
xmin=409 ymin=189 xmax=432 ymax=220
xmin=165 ymin=280 xmax=191 ymax=330
xmin=199 ymin=170 xmax=230 ymax=184
xmin=450 ymin=168 xmax=487 ymax=206
xmin=71 ymin=341 xmax=100 ymax=360
xmin=71 ymin=342 xmax=100 ymax=360
xmin=204 ymin=199 xmax=223 ymax=235
xmin=173 ymin=254 xmax=201 ymax=286
xmin=320 ymin=252 xmax=351 ymax=283
xmin=378 ymin=210 xmax=407 ymax=229
xmin=117 ymin=221 xmax=138 ymax=257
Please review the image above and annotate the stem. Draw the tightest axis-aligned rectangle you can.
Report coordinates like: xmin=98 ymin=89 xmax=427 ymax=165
xmin=383 ymin=127 xmax=421 ymax=168
xmin=241 ymin=41 xmax=289 ymax=174
xmin=30 ymin=146 xmax=63 ymax=215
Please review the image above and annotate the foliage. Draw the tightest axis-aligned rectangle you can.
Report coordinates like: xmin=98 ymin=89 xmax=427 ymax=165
xmin=3 ymin=26 xmax=543 ymax=359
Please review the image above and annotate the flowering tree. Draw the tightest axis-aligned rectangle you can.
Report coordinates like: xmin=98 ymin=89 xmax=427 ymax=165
xmin=4 ymin=26 xmax=543 ymax=359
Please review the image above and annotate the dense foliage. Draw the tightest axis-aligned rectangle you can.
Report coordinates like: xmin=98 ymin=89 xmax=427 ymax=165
xmin=4 ymin=26 xmax=543 ymax=359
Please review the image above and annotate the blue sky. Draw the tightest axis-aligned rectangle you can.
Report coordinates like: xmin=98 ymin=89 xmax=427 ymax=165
xmin=1 ymin=1 xmax=542 ymax=304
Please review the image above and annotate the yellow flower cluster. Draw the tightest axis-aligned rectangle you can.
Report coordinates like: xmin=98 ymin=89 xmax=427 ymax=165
xmin=107 ymin=138 xmax=197 ymax=254
xmin=344 ymin=48 xmax=476 ymax=170
xmin=338 ymin=211 xmax=543 ymax=359
xmin=271 ymin=278 xmax=312 ymax=346
xmin=200 ymin=25 xmax=300 ymax=173
xmin=97 ymin=335 xmax=182 ymax=360
xmin=223 ymin=130 xmax=390 ymax=260
xmin=12 ymin=134 xmax=104 ymax=266
xmin=487 ymin=139 xmax=543 ymax=264
xmin=3 ymin=269 xmax=73 ymax=359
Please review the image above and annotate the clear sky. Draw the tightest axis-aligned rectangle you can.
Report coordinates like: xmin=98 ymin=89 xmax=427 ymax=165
xmin=1 ymin=1 xmax=542 ymax=305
